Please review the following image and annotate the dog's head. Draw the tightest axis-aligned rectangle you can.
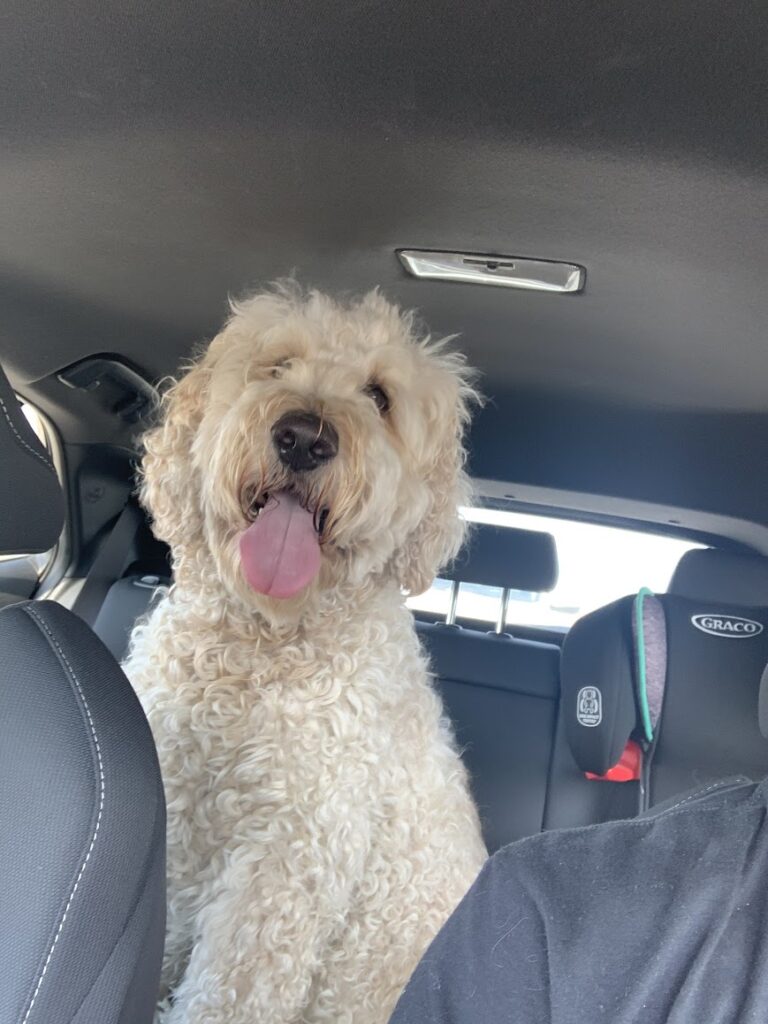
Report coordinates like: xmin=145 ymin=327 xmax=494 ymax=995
xmin=141 ymin=284 xmax=478 ymax=619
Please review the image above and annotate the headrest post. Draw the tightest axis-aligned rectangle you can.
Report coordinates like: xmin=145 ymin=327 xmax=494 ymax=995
xmin=445 ymin=580 xmax=460 ymax=625
xmin=496 ymin=588 xmax=510 ymax=634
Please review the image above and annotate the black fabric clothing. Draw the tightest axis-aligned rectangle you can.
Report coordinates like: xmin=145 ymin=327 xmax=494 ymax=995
xmin=390 ymin=778 xmax=768 ymax=1023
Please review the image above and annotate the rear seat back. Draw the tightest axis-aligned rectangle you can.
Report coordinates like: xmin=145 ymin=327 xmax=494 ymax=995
xmin=417 ymin=523 xmax=561 ymax=851
xmin=548 ymin=549 xmax=768 ymax=829
xmin=420 ymin=624 xmax=559 ymax=851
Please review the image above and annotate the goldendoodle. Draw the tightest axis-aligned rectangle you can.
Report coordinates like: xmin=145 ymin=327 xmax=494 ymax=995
xmin=125 ymin=283 xmax=487 ymax=1023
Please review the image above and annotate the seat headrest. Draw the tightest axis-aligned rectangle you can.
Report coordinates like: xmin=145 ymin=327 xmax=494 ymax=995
xmin=669 ymin=548 xmax=768 ymax=606
xmin=563 ymin=591 xmax=768 ymax=778
xmin=0 ymin=363 xmax=64 ymax=555
xmin=443 ymin=523 xmax=558 ymax=592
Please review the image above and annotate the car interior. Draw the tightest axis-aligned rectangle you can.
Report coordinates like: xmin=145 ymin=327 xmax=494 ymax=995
xmin=1 ymin=2 xmax=767 ymax=1021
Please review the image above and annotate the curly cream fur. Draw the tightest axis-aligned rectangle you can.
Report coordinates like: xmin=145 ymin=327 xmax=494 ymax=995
xmin=124 ymin=284 xmax=487 ymax=1023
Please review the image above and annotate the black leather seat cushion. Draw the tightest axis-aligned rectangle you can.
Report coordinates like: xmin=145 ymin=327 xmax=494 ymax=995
xmin=0 ymin=601 xmax=165 ymax=1024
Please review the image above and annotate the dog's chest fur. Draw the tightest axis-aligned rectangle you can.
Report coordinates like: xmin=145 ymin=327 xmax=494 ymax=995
xmin=126 ymin=582 xmax=472 ymax=869
xmin=125 ymin=581 xmax=485 ymax=1022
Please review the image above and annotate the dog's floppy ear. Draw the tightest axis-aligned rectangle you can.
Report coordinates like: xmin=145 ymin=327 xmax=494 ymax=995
xmin=392 ymin=350 xmax=479 ymax=596
xmin=139 ymin=284 xmax=304 ymax=558
xmin=140 ymin=336 xmax=225 ymax=554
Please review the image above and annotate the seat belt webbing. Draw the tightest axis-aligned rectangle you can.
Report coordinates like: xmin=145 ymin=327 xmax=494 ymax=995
xmin=71 ymin=501 xmax=144 ymax=627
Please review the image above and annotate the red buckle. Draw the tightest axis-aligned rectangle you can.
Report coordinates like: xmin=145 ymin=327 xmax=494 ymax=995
xmin=585 ymin=739 xmax=642 ymax=782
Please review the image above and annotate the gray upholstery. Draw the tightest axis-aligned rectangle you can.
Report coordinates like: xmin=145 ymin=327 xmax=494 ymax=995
xmin=416 ymin=522 xmax=561 ymax=850
xmin=669 ymin=548 xmax=768 ymax=606
xmin=92 ymin=574 xmax=167 ymax=663
xmin=418 ymin=622 xmax=559 ymax=851
xmin=4 ymin=2 xmax=768 ymax=562
xmin=0 ymin=363 xmax=63 ymax=555
xmin=0 ymin=601 xmax=165 ymax=1024
xmin=443 ymin=524 xmax=558 ymax=591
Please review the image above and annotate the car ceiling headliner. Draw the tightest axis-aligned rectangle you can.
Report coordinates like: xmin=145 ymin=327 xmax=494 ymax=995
xmin=1 ymin=1 xmax=767 ymax=531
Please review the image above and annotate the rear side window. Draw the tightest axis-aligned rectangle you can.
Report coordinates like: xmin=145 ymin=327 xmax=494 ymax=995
xmin=20 ymin=402 xmax=47 ymax=446
xmin=0 ymin=403 xmax=58 ymax=592
xmin=408 ymin=507 xmax=700 ymax=631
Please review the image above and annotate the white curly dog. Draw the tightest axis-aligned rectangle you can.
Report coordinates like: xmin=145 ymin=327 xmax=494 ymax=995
xmin=125 ymin=284 xmax=487 ymax=1024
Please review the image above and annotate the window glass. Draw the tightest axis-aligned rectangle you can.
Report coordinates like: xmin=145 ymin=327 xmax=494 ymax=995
xmin=21 ymin=402 xmax=48 ymax=446
xmin=0 ymin=403 xmax=56 ymax=581
xmin=407 ymin=507 xmax=701 ymax=630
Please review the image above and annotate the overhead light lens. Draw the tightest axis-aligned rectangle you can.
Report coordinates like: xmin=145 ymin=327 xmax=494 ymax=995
xmin=397 ymin=250 xmax=585 ymax=294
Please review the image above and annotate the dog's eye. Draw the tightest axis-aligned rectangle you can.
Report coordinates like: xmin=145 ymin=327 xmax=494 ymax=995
xmin=364 ymin=382 xmax=390 ymax=414
xmin=270 ymin=358 xmax=292 ymax=379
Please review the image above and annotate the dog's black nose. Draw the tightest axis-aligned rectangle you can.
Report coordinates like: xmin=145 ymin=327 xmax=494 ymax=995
xmin=271 ymin=411 xmax=339 ymax=472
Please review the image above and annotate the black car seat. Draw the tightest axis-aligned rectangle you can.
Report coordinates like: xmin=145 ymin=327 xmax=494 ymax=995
xmin=0 ymin=364 xmax=166 ymax=1024
xmin=548 ymin=549 xmax=768 ymax=829
xmin=416 ymin=524 xmax=561 ymax=851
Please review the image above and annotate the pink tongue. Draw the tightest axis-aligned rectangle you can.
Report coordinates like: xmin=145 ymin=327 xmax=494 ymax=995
xmin=239 ymin=491 xmax=321 ymax=598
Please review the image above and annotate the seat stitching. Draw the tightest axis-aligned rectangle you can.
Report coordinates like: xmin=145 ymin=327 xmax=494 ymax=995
xmin=645 ymin=780 xmax=731 ymax=817
xmin=0 ymin=394 xmax=56 ymax=473
xmin=19 ymin=607 xmax=105 ymax=1024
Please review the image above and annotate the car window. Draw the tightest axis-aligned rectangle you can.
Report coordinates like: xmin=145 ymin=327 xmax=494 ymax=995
xmin=408 ymin=507 xmax=701 ymax=631
xmin=20 ymin=402 xmax=47 ymax=446
xmin=0 ymin=403 xmax=57 ymax=583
